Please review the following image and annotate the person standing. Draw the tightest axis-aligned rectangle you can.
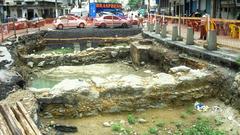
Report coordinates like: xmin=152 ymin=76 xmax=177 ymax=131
xmin=200 ymin=14 xmax=207 ymax=40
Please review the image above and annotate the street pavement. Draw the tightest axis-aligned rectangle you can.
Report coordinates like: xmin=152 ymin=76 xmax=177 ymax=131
xmin=45 ymin=27 xmax=142 ymax=38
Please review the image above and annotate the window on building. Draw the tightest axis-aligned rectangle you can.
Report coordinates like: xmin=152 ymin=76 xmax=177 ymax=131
xmin=224 ymin=8 xmax=228 ymax=12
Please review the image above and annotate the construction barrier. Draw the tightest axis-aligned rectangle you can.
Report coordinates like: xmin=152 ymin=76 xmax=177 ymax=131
xmin=144 ymin=14 xmax=240 ymax=49
xmin=0 ymin=18 xmax=56 ymax=42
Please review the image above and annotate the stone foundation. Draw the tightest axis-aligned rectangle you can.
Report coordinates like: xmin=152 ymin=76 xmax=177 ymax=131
xmin=37 ymin=66 xmax=221 ymax=118
xmin=18 ymin=46 xmax=130 ymax=68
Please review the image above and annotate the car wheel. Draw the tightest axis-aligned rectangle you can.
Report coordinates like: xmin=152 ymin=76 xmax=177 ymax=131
xmin=79 ymin=23 xmax=85 ymax=28
xmin=57 ymin=24 xmax=64 ymax=30
xmin=122 ymin=23 xmax=128 ymax=28
xmin=100 ymin=23 xmax=107 ymax=28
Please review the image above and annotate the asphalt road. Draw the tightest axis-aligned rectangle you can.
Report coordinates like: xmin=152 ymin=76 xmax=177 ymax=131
xmin=44 ymin=27 xmax=142 ymax=38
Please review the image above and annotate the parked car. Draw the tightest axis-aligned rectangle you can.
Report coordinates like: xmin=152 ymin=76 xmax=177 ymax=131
xmin=94 ymin=15 xmax=131 ymax=28
xmin=29 ymin=17 xmax=45 ymax=28
xmin=15 ymin=18 xmax=28 ymax=29
xmin=53 ymin=15 xmax=87 ymax=29
xmin=6 ymin=17 xmax=28 ymax=30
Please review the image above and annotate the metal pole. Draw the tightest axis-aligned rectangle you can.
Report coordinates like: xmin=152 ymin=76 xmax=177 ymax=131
xmin=13 ymin=18 xmax=16 ymax=39
xmin=112 ymin=15 xmax=113 ymax=28
xmin=55 ymin=0 xmax=58 ymax=18
xmin=38 ymin=16 xmax=40 ymax=31
xmin=178 ymin=1 xmax=181 ymax=38
xmin=0 ymin=15 xmax=2 ymax=42
xmin=26 ymin=20 xmax=28 ymax=33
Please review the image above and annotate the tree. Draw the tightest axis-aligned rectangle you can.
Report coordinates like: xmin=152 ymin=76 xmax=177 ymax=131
xmin=128 ymin=0 xmax=142 ymax=10
xmin=109 ymin=0 xmax=119 ymax=3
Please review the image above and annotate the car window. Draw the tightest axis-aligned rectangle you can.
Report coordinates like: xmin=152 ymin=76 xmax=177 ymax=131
xmin=103 ymin=16 xmax=112 ymax=19
xmin=60 ymin=16 xmax=67 ymax=20
xmin=68 ymin=16 xmax=76 ymax=20
xmin=113 ymin=16 xmax=119 ymax=20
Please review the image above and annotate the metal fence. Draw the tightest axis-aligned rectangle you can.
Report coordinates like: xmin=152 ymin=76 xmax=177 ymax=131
xmin=0 ymin=18 xmax=54 ymax=42
xmin=147 ymin=15 xmax=240 ymax=50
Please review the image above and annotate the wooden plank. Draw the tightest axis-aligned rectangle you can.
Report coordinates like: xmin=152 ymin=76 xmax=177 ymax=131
xmin=16 ymin=102 xmax=42 ymax=135
xmin=0 ymin=104 xmax=25 ymax=135
xmin=11 ymin=106 xmax=36 ymax=135
xmin=0 ymin=111 xmax=12 ymax=135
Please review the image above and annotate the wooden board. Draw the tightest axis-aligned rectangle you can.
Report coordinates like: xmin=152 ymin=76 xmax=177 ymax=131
xmin=11 ymin=106 xmax=36 ymax=135
xmin=16 ymin=102 xmax=42 ymax=135
xmin=0 ymin=104 xmax=25 ymax=135
xmin=0 ymin=111 xmax=12 ymax=135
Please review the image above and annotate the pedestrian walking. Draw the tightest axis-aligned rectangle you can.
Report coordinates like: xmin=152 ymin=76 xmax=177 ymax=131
xmin=137 ymin=13 xmax=144 ymax=28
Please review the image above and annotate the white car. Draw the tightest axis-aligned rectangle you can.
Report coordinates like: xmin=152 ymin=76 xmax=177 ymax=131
xmin=53 ymin=15 xmax=87 ymax=29
xmin=94 ymin=15 xmax=131 ymax=28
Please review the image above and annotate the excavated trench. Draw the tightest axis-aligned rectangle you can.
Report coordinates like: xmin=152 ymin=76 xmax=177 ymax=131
xmin=2 ymin=31 xmax=240 ymax=134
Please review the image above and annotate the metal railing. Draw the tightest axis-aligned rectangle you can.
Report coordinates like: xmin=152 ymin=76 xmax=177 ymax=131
xmin=0 ymin=18 xmax=54 ymax=42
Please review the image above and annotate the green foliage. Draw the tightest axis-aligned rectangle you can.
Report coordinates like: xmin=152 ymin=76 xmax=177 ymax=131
xmin=236 ymin=57 xmax=240 ymax=65
xmin=183 ymin=119 xmax=225 ymax=135
xmin=111 ymin=123 xmax=123 ymax=132
xmin=175 ymin=121 xmax=184 ymax=129
xmin=156 ymin=121 xmax=165 ymax=128
xmin=128 ymin=0 xmax=142 ymax=10
xmin=128 ymin=114 xmax=136 ymax=125
xmin=186 ymin=106 xmax=195 ymax=115
xmin=180 ymin=112 xmax=188 ymax=119
xmin=124 ymin=128 xmax=133 ymax=135
xmin=111 ymin=123 xmax=133 ymax=135
xmin=109 ymin=0 xmax=119 ymax=3
xmin=215 ymin=116 xmax=224 ymax=126
xmin=148 ymin=127 xmax=158 ymax=134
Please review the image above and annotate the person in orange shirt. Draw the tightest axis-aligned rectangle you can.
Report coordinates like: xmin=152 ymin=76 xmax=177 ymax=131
xmin=200 ymin=15 xmax=208 ymax=40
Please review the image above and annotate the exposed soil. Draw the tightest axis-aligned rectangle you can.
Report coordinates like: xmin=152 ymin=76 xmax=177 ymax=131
xmin=41 ymin=99 xmax=240 ymax=135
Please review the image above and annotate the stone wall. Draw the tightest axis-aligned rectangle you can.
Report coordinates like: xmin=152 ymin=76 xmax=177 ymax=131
xmin=37 ymin=66 xmax=221 ymax=118
xmin=130 ymin=40 xmax=207 ymax=72
xmin=18 ymin=46 xmax=130 ymax=68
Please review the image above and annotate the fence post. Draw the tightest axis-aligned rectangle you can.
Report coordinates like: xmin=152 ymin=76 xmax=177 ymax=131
xmin=186 ymin=27 xmax=194 ymax=45
xmin=149 ymin=22 xmax=154 ymax=32
xmin=26 ymin=20 xmax=28 ymax=33
xmin=161 ymin=24 xmax=167 ymax=38
xmin=178 ymin=4 xmax=182 ymax=39
xmin=206 ymin=30 xmax=217 ymax=51
xmin=172 ymin=25 xmax=178 ymax=41
xmin=0 ymin=24 xmax=3 ymax=42
xmin=147 ymin=21 xmax=150 ymax=31
xmin=155 ymin=22 xmax=160 ymax=34
xmin=13 ymin=19 xmax=16 ymax=39
xmin=38 ymin=17 xmax=40 ymax=31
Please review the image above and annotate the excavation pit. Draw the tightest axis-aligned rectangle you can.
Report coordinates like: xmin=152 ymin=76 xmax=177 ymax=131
xmin=4 ymin=32 xmax=237 ymax=135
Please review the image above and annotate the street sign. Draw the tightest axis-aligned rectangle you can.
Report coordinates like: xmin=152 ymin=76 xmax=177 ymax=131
xmin=89 ymin=3 xmax=96 ymax=18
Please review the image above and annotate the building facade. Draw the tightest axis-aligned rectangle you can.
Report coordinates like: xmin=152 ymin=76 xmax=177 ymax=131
xmin=158 ymin=0 xmax=240 ymax=19
xmin=4 ymin=0 xmax=63 ymax=20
